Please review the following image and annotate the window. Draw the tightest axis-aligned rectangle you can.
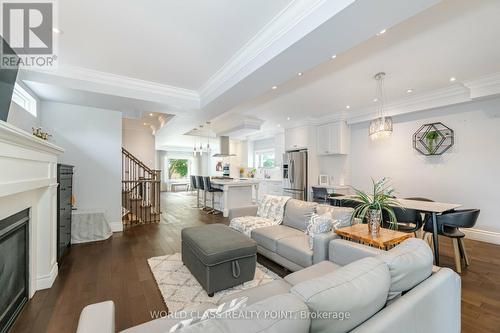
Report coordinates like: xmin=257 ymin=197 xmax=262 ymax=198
xmin=12 ymin=83 xmax=37 ymax=117
xmin=167 ymin=159 xmax=189 ymax=179
xmin=254 ymin=149 xmax=275 ymax=168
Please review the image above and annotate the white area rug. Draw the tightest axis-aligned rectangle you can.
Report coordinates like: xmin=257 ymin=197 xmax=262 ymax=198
xmin=148 ymin=253 xmax=281 ymax=313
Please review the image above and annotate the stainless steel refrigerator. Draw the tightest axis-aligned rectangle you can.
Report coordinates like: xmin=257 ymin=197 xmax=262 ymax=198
xmin=282 ymin=150 xmax=308 ymax=200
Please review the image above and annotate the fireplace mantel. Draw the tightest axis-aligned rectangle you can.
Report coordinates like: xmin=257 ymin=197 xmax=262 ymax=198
xmin=0 ymin=120 xmax=64 ymax=297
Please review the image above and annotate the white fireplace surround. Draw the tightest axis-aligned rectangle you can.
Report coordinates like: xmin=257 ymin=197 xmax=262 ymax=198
xmin=0 ymin=121 xmax=63 ymax=298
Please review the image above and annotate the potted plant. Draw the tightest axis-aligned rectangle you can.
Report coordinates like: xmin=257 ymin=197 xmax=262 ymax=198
xmin=351 ymin=178 xmax=400 ymax=236
xmin=425 ymin=130 xmax=440 ymax=154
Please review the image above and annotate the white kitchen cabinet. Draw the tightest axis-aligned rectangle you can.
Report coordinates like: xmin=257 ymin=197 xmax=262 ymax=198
xmin=285 ymin=126 xmax=309 ymax=151
xmin=317 ymin=121 xmax=350 ymax=155
xmin=258 ymin=180 xmax=283 ymax=197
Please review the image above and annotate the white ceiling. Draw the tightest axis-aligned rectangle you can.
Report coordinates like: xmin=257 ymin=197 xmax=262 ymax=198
xmin=57 ymin=0 xmax=292 ymax=89
xmin=221 ymin=0 xmax=500 ymax=134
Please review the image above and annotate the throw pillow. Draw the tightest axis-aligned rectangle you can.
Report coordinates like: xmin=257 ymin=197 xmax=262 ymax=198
xmin=169 ymin=297 xmax=248 ymax=332
xmin=306 ymin=213 xmax=334 ymax=249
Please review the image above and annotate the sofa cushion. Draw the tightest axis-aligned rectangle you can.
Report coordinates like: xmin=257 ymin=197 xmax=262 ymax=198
xmin=284 ymin=260 xmax=339 ymax=286
xmin=218 ymin=279 xmax=291 ymax=306
xmin=376 ymin=238 xmax=433 ymax=300
xmin=251 ymin=225 xmax=304 ymax=252
xmin=256 ymin=195 xmax=291 ymax=223
xmin=276 ymin=234 xmax=313 ymax=268
xmin=291 ymin=257 xmax=390 ymax=333
xmin=230 ymin=216 xmax=276 ymax=237
xmin=179 ymin=294 xmax=310 ymax=333
xmin=316 ymin=205 xmax=355 ymax=227
xmin=283 ymin=199 xmax=318 ymax=231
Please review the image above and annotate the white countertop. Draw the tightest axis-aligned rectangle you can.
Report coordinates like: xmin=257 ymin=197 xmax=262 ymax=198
xmin=211 ymin=179 xmax=261 ymax=186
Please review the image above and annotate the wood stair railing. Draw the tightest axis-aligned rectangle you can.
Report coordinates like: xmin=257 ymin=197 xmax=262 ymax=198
xmin=122 ymin=148 xmax=161 ymax=226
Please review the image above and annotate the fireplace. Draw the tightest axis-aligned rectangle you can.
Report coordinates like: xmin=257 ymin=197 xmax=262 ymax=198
xmin=0 ymin=209 xmax=29 ymax=333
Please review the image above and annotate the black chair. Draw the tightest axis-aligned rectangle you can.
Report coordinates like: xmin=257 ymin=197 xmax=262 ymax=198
xmin=190 ymin=175 xmax=199 ymax=208
xmin=203 ymin=176 xmax=223 ymax=214
xmin=423 ymin=209 xmax=480 ymax=273
xmin=312 ymin=186 xmax=329 ymax=204
xmin=382 ymin=206 xmax=423 ymax=236
xmin=189 ymin=175 xmax=196 ymax=193
xmin=196 ymin=176 xmax=208 ymax=210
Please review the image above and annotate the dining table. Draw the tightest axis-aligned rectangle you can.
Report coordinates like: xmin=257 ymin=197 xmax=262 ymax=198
xmin=329 ymin=196 xmax=462 ymax=266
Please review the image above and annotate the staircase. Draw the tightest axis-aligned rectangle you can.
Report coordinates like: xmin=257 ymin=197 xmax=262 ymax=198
xmin=122 ymin=148 xmax=161 ymax=226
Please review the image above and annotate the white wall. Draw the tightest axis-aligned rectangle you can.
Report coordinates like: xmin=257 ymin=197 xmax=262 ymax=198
xmin=7 ymin=81 xmax=41 ymax=133
xmin=122 ymin=118 xmax=155 ymax=168
xmin=350 ymin=97 xmax=500 ymax=242
xmin=41 ymin=102 xmax=123 ymax=231
xmin=318 ymin=155 xmax=350 ymax=186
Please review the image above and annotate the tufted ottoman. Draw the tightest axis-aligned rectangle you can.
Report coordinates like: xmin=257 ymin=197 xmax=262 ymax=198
xmin=181 ymin=224 xmax=257 ymax=296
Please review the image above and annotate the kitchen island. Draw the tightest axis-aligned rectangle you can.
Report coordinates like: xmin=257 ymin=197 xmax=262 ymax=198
xmin=211 ymin=179 xmax=260 ymax=217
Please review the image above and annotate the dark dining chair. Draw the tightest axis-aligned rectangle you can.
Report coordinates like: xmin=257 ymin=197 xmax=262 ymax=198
xmin=388 ymin=197 xmax=435 ymax=236
xmin=423 ymin=209 xmax=480 ymax=273
xmin=382 ymin=206 xmax=423 ymax=237
xmin=312 ymin=186 xmax=329 ymax=203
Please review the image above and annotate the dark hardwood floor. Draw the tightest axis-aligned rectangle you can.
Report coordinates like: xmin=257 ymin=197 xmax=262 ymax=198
xmin=10 ymin=192 xmax=500 ymax=333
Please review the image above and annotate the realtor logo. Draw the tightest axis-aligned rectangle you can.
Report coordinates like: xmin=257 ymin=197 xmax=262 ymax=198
xmin=1 ymin=0 xmax=57 ymax=68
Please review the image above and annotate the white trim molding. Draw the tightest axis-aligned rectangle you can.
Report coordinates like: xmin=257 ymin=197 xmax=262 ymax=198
xmin=22 ymin=66 xmax=201 ymax=110
xmin=199 ymin=0 xmax=355 ymax=106
xmin=463 ymin=72 xmax=500 ymax=100
xmin=463 ymin=228 xmax=500 ymax=245
xmin=36 ymin=262 xmax=59 ymax=290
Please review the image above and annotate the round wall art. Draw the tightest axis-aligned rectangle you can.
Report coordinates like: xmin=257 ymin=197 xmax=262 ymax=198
xmin=413 ymin=122 xmax=454 ymax=156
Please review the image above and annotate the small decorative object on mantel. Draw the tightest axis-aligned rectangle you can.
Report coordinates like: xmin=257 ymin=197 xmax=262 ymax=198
xmin=350 ymin=178 xmax=400 ymax=237
xmin=413 ymin=122 xmax=454 ymax=156
xmin=32 ymin=127 xmax=52 ymax=141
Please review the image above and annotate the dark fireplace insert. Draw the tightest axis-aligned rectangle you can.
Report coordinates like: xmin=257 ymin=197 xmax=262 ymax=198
xmin=0 ymin=209 xmax=29 ymax=333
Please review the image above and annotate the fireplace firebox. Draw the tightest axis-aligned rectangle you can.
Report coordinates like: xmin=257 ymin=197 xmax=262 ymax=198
xmin=0 ymin=209 xmax=29 ymax=333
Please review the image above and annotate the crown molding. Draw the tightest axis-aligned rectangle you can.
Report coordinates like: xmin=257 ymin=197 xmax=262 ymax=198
xmin=463 ymin=72 xmax=500 ymax=99
xmin=198 ymin=0 xmax=355 ymax=107
xmin=24 ymin=66 xmax=201 ymax=109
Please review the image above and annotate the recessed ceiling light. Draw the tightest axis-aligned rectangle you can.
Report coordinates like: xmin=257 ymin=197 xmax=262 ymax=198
xmin=272 ymin=86 xmax=278 ymax=90
xmin=277 ymin=124 xmax=281 ymax=128
xmin=149 ymin=113 xmax=153 ymax=116
xmin=406 ymin=89 xmax=413 ymax=93
xmin=346 ymin=105 xmax=351 ymax=109
xmin=449 ymin=77 xmax=456 ymax=82
xmin=143 ymin=122 xmax=147 ymax=126
xmin=53 ymin=28 xmax=63 ymax=34
xmin=297 ymin=72 xmax=303 ymax=76
xmin=376 ymin=29 xmax=387 ymax=36
xmin=331 ymin=54 xmax=337 ymax=59
xmin=373 ymin=98 xmax=378 ymax=103
xmin=286 ymin=117 xmax=291 ymax=121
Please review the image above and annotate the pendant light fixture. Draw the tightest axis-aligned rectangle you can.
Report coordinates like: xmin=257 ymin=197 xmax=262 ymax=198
xmin=369 ymin=72 xmax=393 ymax=140
xmin=206 ymin=122 xmax=211 ymax=151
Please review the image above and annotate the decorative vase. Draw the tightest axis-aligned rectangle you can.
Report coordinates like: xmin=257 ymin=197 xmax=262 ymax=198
xmin=367 ymin=209 xmax=381 ymax=236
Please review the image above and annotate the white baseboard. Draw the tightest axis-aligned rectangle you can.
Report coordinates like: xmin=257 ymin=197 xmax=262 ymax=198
xmin=36 ymin=263 xmax=58 ymax=290
xmin=110 ymin=221 xmax=123 ymax=232
xmin=463 ymin=228 xmax=500 ymax=245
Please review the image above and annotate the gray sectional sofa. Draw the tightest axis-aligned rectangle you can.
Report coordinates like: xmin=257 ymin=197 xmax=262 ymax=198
xmin=228 ymin=199 xmax=355 ymax=271
xmin=77 ymin=238 xmax=461 ymax=333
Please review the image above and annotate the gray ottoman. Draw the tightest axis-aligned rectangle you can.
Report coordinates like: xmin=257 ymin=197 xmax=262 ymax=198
xmin=181 ymin=224 xmax=257 ymax=296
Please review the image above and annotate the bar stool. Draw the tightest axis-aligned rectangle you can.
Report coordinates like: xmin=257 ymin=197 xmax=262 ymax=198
xmin=196 ymin=176 xmax=208 ymax=211
xmin=203 ymin=176 xmax=223 ymax=214
xmin=191 ymin=175 xmax=199 ymax=208
xmin=189 ymin=175 xmax=196 ymax=193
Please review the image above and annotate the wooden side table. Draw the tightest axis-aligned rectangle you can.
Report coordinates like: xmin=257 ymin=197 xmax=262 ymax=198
xmin=335 ymin=224 xmax=412 ymax=250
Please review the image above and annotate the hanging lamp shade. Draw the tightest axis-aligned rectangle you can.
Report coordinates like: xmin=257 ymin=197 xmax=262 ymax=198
xmin=369 ymin=72 xmax=393 ymax=140
xmin=369 ymin=116 xmax=393 ymax=140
